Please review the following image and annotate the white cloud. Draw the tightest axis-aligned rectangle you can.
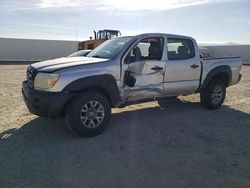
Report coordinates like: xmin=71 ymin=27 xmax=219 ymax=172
xmin=2 ymin=0 xmax=235 ymax=12
xmin=98 ymin=0 xmax=216 ymax=11
xmin=225 ymin=18 xmax=250 ymax=24
xmin=3 ymin=0 xmax=228 ymax=12
xmin=36 ymin=0 xmax=226 ymax=11
xmin=38 ymin=0 xmax=82 ymax=8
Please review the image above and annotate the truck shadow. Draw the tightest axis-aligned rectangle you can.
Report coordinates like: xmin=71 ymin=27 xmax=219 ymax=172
xmin=1 ymin=99 xmax=250 ymax=187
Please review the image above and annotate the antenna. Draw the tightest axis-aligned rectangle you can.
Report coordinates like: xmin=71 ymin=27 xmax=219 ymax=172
xmin=75 ymin=23 xmax=78 ymax=50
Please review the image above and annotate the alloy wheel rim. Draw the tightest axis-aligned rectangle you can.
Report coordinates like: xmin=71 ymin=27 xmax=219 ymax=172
xmin=80 ymin=100 xmax=105 ymax=128
xmin=210 ymin=86 xmax=223 ymax=105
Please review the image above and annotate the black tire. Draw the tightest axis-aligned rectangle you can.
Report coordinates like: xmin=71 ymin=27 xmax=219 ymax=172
xmin=65 ymin=91 xmax=111 ymax=137
xmin=200 ymin=79 xmax=226 ymax=110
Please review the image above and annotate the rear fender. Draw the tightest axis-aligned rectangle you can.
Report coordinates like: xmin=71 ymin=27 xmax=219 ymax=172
xmin=201 ymin=66 xmax=232 ymax=90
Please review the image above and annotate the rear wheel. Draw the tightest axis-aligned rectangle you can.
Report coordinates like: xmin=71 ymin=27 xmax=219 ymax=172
xmin=66 ymin=91 xmax=111 ymax=137
xmin=200 ymin=79 xmax=226 ymax=110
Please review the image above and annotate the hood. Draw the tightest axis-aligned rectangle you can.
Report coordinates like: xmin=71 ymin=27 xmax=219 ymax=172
xmin=31 ymin=56 xmax=109 ymax=72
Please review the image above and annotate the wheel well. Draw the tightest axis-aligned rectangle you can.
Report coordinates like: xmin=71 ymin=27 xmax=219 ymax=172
xmin=212 ymin=72 xmax=230 ymax=87
xmin=84 ymin=86 xmax=112 ymax=105
xmin=60 ymin=86 xmax=113 ymax=117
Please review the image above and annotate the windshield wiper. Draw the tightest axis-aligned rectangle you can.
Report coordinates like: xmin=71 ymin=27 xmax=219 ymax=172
xmin=91 ymin=55 xmax=106 ymax=58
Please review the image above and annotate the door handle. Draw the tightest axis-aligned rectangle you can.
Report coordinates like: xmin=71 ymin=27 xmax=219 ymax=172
xmin=190 ymin=64 xmax=199 ymax=69
xmin=151 ymin=66 xmax=163 ymax=71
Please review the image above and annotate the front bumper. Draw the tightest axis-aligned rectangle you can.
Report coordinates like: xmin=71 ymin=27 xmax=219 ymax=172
xmin=22 ymin=81 xmax=73 ymax=118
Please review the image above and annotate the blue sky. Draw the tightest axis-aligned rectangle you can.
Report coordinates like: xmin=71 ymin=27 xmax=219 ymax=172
xmin=0 ymin=0 xmax=249 ymax=44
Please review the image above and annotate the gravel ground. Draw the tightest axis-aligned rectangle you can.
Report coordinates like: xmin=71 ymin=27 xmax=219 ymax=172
xmin=0 ymin=64 xmax=250 ymax=188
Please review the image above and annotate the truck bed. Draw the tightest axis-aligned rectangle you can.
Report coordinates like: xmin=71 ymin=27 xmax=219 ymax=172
xmin=201 ymin=56 xmax=242 ymax=86
xmin=201 ymin=56 xmax=240 ymax=60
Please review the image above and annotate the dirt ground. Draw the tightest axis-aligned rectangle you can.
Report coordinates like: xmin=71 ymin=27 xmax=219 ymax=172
xmin=0 ymin=64 xmax=250 ymax=188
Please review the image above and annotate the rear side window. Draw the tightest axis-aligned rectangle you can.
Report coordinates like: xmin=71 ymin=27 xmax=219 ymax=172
xmin=167 ymin=38 xmax=195 ymax=60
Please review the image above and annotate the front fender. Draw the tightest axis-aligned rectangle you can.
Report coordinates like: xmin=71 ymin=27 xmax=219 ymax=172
xmin=62 ymin=74 xmax=121 ymax=106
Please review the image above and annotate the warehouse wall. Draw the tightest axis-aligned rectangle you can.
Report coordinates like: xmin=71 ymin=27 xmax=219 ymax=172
xmin=0 ymin=38 xmax=249 ymax=64
xmin=0 ymin=38 xmax=78 ymax=62
xmin=200 ymin=45 xmax=250 ymax=63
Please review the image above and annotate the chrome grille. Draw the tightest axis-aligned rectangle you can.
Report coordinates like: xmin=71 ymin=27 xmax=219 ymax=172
xmin=26 ymin=66 xmax=37 ymax=88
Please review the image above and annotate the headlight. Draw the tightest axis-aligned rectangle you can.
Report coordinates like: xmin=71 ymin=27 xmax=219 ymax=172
xmin=34 ymin=73 xmax=59 ymax=91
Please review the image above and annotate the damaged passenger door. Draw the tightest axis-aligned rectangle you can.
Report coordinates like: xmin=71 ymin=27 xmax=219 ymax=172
xmin=123 ymin=37 xmax=165 ymax=101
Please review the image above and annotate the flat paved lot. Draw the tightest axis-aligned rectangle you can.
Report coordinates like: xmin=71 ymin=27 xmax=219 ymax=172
xmin=0 ymin=65 xmax=250 ymax=188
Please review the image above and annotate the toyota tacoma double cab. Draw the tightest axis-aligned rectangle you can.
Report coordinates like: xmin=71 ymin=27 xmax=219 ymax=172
xmin=22 ymin=33 xmax=242 ymax=137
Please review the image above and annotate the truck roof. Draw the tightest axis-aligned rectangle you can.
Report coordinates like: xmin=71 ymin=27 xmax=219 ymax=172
xmin=133 ymin=33 xmax=195 ymax=40
xmin=105 ymin=33 xmax=195 ymax=41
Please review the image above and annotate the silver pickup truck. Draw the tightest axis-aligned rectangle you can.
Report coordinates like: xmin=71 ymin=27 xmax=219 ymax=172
xmin=22 ymin=33 xmax=242 ymax=137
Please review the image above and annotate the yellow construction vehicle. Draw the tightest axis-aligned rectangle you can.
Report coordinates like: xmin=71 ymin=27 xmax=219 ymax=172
xmin=78 ymin=29 xmax=121 ymax=50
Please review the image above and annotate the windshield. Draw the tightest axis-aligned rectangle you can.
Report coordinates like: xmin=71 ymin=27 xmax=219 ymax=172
xmin=88 ymin=37 xmax=132 ymax=59
xmin=68 ymin=50 xmax=91 ymax=57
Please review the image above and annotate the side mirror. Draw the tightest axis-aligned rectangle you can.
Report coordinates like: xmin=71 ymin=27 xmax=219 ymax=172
xmin=124 ymin=71 xmax=136 ymax=87
xmin=124 ymin=55 xmax=131 ymax=64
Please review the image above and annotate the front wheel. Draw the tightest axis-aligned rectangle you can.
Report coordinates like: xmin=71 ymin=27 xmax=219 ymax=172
xmin=200 ymin=79 xmax=226 ymax=110
xmin=66 ymin=91 xmax=111 ymax=137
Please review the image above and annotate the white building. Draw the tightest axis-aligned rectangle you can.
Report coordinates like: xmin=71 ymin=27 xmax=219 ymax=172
xmin=0 ymin=38 xmax=249 ymax=64
xmin=0 ymin=38 xmax=78 ymax=63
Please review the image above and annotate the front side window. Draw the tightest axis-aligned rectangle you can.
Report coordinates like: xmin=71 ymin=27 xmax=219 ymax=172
xmin=126 ymin=37 xmax=163 ymax=63
xmin=167 ymin=38 xmax=195 ymax=60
